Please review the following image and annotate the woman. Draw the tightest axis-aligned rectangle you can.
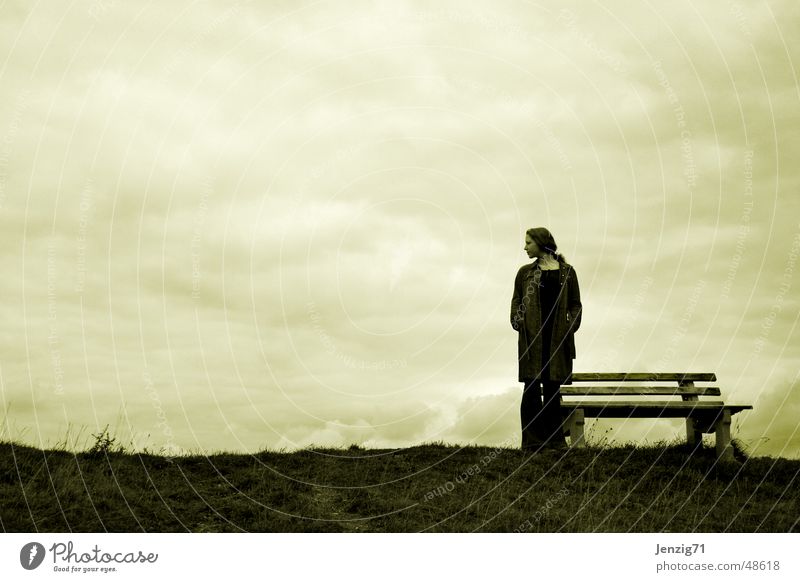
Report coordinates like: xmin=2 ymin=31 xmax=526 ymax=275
xmin=510 ymin=227 xmax=582 ymax=453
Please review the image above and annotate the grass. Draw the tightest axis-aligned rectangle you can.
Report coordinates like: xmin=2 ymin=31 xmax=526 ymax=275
xmin=1 ymin=427 xmax=798 ymax=533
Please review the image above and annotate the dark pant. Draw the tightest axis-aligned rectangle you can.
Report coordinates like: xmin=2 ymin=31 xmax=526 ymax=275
xmin=520 ymin=378 xmax=568 ymax=449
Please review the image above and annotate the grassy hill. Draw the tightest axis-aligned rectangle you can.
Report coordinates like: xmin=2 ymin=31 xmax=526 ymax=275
xmin=1 ymin=434 xmax=798 ymax=533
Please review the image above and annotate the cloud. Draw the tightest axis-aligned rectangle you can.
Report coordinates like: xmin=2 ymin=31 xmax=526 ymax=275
xmin=736 ymin=374 xmax=800 ymax=459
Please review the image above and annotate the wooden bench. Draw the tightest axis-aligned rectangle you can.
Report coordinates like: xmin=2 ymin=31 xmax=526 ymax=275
xmin=558 ymin=373 xmax=753 ymax=463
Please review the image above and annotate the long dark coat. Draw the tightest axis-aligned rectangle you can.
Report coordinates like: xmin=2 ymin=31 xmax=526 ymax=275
xmin=510 ymin=260 xmax=582 ymax=383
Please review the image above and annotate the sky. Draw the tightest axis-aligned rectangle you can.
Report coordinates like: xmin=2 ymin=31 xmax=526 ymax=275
xmin=0 ymin=0 xmax=798 ymax=458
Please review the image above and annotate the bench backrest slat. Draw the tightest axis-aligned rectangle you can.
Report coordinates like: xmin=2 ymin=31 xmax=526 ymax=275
xmin=570 ymin=372 xmax=716 ymax=382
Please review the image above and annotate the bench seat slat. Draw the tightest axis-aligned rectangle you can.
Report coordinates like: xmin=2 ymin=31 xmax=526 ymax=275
xmin=561 ymin=401 xmax=752 ymax=418
xmin=559 ymin=386 xmax=721 ymax=396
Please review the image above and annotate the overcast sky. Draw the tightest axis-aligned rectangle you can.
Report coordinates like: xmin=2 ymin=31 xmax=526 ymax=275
xmin=1 ymin=0 xmax=798 ymax=458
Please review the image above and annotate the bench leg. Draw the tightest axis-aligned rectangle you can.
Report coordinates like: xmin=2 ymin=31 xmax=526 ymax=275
xmin=682 ymin=392 xmax=703 ymax=449
xmin=685 ymin=418 xmax=703 ymax=449
xmin=714 ymin=409 xmax=735 ymax=463
xmin=568 ymin=409 xmax=586 ymax=448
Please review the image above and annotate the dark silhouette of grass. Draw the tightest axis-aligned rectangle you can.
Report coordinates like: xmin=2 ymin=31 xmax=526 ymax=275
xmin=1 ymin=429 xmax=797 ymax=533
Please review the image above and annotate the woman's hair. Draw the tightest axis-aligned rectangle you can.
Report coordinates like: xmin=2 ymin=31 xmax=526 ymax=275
xmin=526 ymin=227 xmax=567 ymax=263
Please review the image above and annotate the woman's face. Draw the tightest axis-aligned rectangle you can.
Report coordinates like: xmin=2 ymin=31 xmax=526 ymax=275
xmin=524 ymin=235 xmax=540 ymax=258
